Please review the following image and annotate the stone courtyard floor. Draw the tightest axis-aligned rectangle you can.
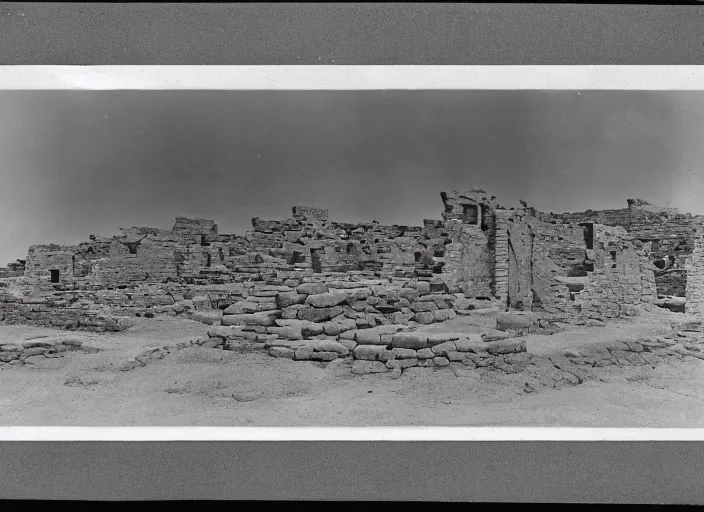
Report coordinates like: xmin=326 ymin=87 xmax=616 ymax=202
xmin=1 ymin=310 xmax=704 ymax=427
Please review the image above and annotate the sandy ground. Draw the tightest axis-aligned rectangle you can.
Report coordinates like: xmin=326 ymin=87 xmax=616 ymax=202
xmin=1 ymin=311 xmax=704 ymax=427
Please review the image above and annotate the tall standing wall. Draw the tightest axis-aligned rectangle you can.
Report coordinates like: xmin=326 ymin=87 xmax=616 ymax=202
xmin=686 ymin=234 xmax=704 ymax=318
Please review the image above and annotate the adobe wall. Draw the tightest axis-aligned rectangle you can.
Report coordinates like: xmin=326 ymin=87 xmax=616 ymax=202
xmin=501 ymin=207 xmax=656 ymax=325
xmin=24 ymin=244 xmax=77 ymax=283
xmin=577 ymin=225 xmax=657 ymax=321
xmin=0 ymin=277 xmax=134 ymax=331
xmin=511 ymin=211 xmax=592 ymax=323
xmin=552 ymin=199 xmax=704 ymax=298
xmin=439 ymin=189 xmax=499 ymax=297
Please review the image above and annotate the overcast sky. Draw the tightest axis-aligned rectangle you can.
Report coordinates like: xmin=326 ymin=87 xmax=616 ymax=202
xmin=0 ymin=90 xmax=702 ymax=265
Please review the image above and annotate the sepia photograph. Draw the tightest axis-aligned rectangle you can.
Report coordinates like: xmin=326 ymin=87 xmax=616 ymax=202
xmin=1 ymin=78 xmax=704 ymax=428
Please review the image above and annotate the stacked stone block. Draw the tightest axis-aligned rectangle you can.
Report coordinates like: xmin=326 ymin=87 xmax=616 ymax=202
xmin=198 ymin=271 xmax=523 ymax=374
xmin=685 ymin=234 xmax=704 ymax=317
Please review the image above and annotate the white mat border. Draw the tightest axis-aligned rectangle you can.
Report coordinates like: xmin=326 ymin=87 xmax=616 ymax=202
xmin=1 ymin=427 xmax=703 ymax=441
xmin=0 ymin=65 xmax=703 ymax=90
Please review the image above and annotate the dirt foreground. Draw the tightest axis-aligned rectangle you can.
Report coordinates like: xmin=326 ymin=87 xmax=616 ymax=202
xmin=1 ymin=310 xmax=704 ymax=427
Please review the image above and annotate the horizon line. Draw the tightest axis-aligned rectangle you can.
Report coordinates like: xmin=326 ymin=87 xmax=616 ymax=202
xmin=5 ymin=193 xmax=696 ymax=265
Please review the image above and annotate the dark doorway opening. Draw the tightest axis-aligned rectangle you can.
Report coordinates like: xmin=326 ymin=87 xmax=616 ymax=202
xmin=579 ymin=223 xmax=594 ymax=250
xmin=610 ymin=250 xmax=617 ymax=268
xmin=50 ymin=269 xmax=60 ymax=283
xmin=310 ymin=248 xmax=323 ymax=274
xmin=480 ymin=205 xmax=490 ymax=231
xmin=200 ymin=235 xmax=210 ymax=247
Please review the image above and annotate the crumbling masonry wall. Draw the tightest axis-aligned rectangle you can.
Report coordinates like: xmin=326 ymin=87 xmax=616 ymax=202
xmin=0 ymin=193 xmax=495 ymax=331
xmin=552 ymin=199 xmax=704 ymax=298
xmin=439 ymin=189 xmax=498 ymax=297
xmin=577 ymin=225 xmax=657 ymax=321
xmin=0 ymin=189 xmax=684 ymax=334
xmin=686 ymin=233 xmax=704 ymax=317
xmin=497 ymin=207 xmax=656 ymax=325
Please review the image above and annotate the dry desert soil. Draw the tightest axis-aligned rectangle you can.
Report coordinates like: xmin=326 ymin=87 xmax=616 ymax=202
xmin=1 ymin=310 xmax=704 ymax=427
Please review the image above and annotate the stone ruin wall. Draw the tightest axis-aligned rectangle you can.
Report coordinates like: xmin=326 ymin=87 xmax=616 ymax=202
xmin=576 ymin=225 xmax=657 ymax=322
xmin=497 ymin=207 xmax=656 ymax=327
xmin=508 ymin=211 xmax=587 ymax=319
xmin=438 ymin=190 xmax=498 ymax=298
xmin=0 ymin=191 xmax=502 ymax=332
xmin=685 ymin=231 xmax=704 ymax=318
xmin=0 ymin=259 xmax=25 ymax=279
xmin=0 ymin=189 xmax=693 ymax=338
xmin=552 ymin=199 xmax=704 ymax=298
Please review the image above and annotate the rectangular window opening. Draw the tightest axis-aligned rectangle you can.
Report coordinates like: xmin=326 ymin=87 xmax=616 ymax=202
xmin=50 ymin=269 xmax=60 ymax=283
xmin=462 ymin=204 xmax=479 ymax=224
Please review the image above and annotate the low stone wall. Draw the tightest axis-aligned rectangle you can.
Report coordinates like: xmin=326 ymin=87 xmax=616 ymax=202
xmin=200 ymin=273 xmax=526 ymax=375
xmin=204 ymin=322 xmax=526 ymax=376
xmin=118 ymin=335 xmax=223 ymax=371
xmin=519 ymin=320 xmax=704 ymax=392
xmin=0 ymin=279 xmax=134 ymax=332
xmin=218 ymin=272 xmax=502 ymax=329
xmin=0 ymin=334 xmax=97 ymax=365
xmin=206 ymin=315 xmax=704 ymax=381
